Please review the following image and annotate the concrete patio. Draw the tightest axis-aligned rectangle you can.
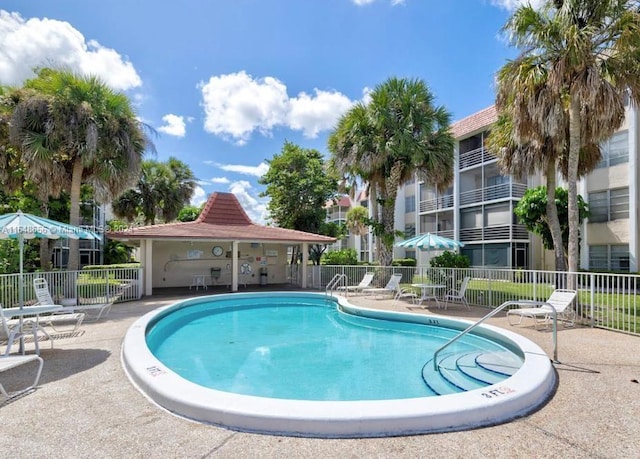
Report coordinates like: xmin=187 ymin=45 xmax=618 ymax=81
xmin=1 ymin=290 xmax=639 ymax=458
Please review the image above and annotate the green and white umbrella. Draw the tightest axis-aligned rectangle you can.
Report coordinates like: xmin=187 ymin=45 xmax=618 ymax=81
xmin=0 ymin=211 xmax=101 ymax=309
xmin=395 ymin=232 xmax=465 ymax=266
xmin=395 ymin=232 xmax=465 ymax=251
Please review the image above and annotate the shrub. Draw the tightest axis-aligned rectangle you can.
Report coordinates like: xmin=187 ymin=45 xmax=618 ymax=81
xmin=429 ymin=251 xmax=470 ymax=269
xmin=322 ymin=248 xmax=359 ymax=265
xmin=392 ymin=258 xmax=416 ymax=267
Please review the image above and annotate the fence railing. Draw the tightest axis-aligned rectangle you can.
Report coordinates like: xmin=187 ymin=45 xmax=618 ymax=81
xmin=0 ymin=267 xmax=142 ymax=308
xmin=309 ymin=265 xmax=639 ymax=336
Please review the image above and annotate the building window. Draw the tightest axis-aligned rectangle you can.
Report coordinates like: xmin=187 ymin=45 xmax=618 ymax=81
xmin=589 ymin=245 xmax=630 ymax=271
xmin=596 ymin=130 xmax=628 ymax=168
xmin=405 ymin=195 xmax=416 ymax=213
xmin=588 ymin=187 xmax=629 ymax=222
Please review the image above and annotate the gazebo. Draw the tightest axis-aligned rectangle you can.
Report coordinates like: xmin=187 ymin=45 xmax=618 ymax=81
xmin=107 ymin=192 xmax=335 ymax=294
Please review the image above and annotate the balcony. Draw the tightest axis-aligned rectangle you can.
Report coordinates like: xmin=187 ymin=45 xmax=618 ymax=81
xmin=458 ymin=147 xmax=496 ymax=170
xmin=459 ymin=224 xmax=529 ymax=242
xmin=419 ymin=194 xmax=454 ymax=213
xmin=459 ymin=183 xmax=527 ymax=207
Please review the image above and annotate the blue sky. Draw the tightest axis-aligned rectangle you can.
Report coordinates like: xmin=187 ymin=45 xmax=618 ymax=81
xmin=0 ymin=0 xmax=538 ymax=223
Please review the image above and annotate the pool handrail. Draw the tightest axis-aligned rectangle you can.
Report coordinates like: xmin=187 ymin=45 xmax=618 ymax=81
xmin=433 ymin=300 xmax=558 ymax=371
xmin=325 ymin=273 xmax=347 ymax=294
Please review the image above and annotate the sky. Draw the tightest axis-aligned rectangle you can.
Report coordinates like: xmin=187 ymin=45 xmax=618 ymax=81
xmin=0 ymin=0 xmax=541 ymax=223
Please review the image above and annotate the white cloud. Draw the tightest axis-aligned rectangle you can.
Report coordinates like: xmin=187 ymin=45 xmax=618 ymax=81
xmin=190 ymin=186 xmax=207 ymax=207
xmin=158 ymin=114 xmax=186 ymax=138
xmin=203 ymin=161 xmax=270 ymax=178
xmin=288 ymin=89 xmax=354 ymax=138
xmin=199 ymin=71 xmax=356 ymax=144
xmin=210 ymin=177 xmax=230 ymax=184
xmin=0 ymin=10 xmax=141 ymax=90
xmin=228 ymin=181 xmax=268 ymax=224
xmin=490 ymin=0 xmax=544 ymax=10
xmin=199 ymin=71 xmax=288 ymax=145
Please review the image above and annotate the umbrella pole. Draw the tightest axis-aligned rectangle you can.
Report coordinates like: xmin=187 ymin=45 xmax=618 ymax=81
xmin=18 ymin=234 xmax=25 ymax=354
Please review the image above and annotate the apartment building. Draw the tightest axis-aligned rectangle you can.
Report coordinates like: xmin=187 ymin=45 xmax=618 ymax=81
xmin=331 ymin=103 xmax=638 ymax=272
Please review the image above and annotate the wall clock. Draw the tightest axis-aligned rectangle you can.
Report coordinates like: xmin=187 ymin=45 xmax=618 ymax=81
xmin=212 ymin=246 xmax=223 ymax=257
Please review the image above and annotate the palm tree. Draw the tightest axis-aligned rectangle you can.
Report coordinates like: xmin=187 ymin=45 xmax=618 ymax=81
xmin=8 ymin=68 xmax=152 ymax=270
xmin=329 ymin=77 xmax=454 ymax=265
xmin=112 ymin=158 xmax=197 ymax=225
xmin=499 ymin=0 xmax=640 ymax=276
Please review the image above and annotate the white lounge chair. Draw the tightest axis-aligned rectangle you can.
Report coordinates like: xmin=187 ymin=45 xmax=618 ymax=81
xmin=0 ymin=354 xmax=44 ymax=400
xmin=443 ymin=276 xmax=471 ymax=310
xmin=1 ymin=305 xmax=45 ymax=355
xmin=363 ymin=273 xmax=403 ymax=298
xmin=337 ymin=272 xmax=375 ymax=296
xmin=32 ymin=278 xmax=85 ymax=330
xmin=394 ymin=287 xmax=419 ymax=304
xmin=507 ymin=289 xmax=577 ymax=329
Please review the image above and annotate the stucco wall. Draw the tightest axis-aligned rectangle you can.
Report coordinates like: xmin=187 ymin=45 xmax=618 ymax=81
xmin=151 ymin=240 xmax=290 ymax=288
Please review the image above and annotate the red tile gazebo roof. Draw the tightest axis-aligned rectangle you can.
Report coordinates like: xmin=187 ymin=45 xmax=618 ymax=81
xmin=107 ymin=192 xmax=336 ymax=244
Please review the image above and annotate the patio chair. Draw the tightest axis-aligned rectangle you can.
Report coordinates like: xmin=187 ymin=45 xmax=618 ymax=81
xmin=362 ymin=273 xmax=403 ymax=298
xmin=0 ymin=354 xmax=44 ymax=400
xmin=1 ymin=305 xmax=44 ymax=355
xmin=442 ymin=276 xmax=471 ymax=310
xmin=507 ymin=289 xmax=577 ymax=329
xmin=337 ymin=272 xmax=375 ymax=296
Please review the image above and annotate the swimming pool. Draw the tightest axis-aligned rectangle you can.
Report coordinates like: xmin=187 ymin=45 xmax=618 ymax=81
xmin=122 ymin=292 xmax=556 ymax=437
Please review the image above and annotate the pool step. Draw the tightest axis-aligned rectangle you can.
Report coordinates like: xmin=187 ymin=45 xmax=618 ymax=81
xmin=422 ymin=351 xmax=523 ymax=395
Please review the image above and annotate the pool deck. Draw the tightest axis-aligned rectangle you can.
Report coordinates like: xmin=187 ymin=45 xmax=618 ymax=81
xmin=2 ymin=290 xmax=639 ymax=458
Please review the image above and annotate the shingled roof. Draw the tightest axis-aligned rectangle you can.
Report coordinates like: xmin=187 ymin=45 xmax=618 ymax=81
xmin=107 ymin=192 xmax=336 ymax=244
xmin=450 ymin=105 xmax=497 ymax=139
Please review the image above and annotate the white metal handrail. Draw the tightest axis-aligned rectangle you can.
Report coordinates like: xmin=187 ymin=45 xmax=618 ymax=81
xmin=325 ymin=274 xmax=347 ymax=293
xmin=432 ymin=300 xmax=559 ymax=371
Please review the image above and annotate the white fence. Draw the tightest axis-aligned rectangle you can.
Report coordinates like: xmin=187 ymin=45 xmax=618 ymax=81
xmin=0 ymin=267 xmax=142 ymax=308
xmin=308 ymin=265 xmax=639 ymax=336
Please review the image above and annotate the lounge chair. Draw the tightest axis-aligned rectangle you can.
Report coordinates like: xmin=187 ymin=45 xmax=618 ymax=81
xmin=362 ymin=273 xmax=403 ymax=298
xmin=1 ymin=305 xmax=44 ymax=355
xmin=507 ymin=289 xmax=577 ymax=329
xmin=442 ymin=276 xmax=471 ymax=310
xmin=32 ymin=278 xmax=85 ymax=329
xmin=337 ymin=272 xmax=375 ymax=296
xmin=394 ymin=287 xmax=419 ymax=304
xmin=0 ymin=354 xmax=44 ymax=400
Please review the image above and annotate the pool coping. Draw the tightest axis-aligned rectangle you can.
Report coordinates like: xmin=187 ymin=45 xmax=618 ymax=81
xmin=121 ymin=291 xmax=556 ymax=438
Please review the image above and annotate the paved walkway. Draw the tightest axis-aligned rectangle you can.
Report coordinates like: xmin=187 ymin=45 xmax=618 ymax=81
xmin=2 ymin=292 xmax=639 ymax=458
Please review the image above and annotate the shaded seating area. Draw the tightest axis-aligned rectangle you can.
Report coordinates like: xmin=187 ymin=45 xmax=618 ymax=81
xmin=507 ymin=289 xmax=577 ymax=329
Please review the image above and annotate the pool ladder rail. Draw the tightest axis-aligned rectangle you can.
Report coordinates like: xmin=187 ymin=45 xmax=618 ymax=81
xmin=325 ymin=274 xmax=348 ymax=294
xmin=432 ymin=300 xmax=560 ymax=372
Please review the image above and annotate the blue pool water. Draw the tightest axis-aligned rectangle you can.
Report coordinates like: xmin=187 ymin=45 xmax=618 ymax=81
xmin=146 ymin=295 xmax=520 ymax=401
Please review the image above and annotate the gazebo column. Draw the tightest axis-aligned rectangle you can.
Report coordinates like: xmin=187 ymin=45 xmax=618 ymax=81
xmin=143 ymin=239 xmax=153 ymax=296
xmin=301 ymin=243 xmax=309 ymax=288
xmin=231 ymin=240 xmax=239 ymax=292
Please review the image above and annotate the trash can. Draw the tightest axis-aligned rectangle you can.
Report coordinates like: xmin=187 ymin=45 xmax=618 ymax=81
xmin=260 ymin=267 xmax=268 ymax=286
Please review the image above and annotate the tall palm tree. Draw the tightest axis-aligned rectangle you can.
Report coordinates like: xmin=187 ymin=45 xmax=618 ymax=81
xmin=329 ymin=77 xmax=454 ymax=265
xmin=500 ymin=0 xmax=640 ymax=276
xmin=112 ymin=158 xmax=197 ymax=225
xmin=8 ymin=68 xmax=152 ymax=270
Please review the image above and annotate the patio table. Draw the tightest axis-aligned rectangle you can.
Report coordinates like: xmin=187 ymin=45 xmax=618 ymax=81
xmin=411 ymin=284 xmax=446 ymax=307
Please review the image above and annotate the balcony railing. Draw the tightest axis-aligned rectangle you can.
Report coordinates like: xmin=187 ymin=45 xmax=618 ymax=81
xmin=459 ymin=224 xmax=529 ymax=242
xmin=459 ymin=183 xmax=527 ymax=206
xmin=458 ymin=147 xmax=496 ymax=170
xmin=419 ymin=194 xmax=454 ymax=213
